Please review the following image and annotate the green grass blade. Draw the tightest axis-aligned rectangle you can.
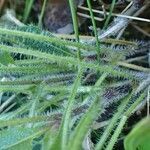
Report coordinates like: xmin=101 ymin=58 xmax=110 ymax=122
xmin=95 ymin=92 xmax=133 ymax=150
xmin=86 ymin=0 xmax=100 ymax=52
xmin=68 ymin=0 xmax=79 ymax=42
xmin=124 ymin=117 xmax=150 ymax=150
xmin=68 ymin=95 xmax=100 ymax=150
xmin=105 ymin=92 xmax=146 ymax=150
xmin=103 ymin=0 xmax=116 ymax=29
xmin=38 ymin=0 xmax=47 ymax=27
xmin=68 ymin=73 xmax=107 ymax=150
xmin=23 ymin=0 xmax=35 ymax=23
xmin=49 ymin=66 xmax=83 ymax=150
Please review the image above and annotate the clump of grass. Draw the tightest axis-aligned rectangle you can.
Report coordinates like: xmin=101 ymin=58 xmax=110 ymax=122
xmin=0 ymin=0 xmax=149 ymax=150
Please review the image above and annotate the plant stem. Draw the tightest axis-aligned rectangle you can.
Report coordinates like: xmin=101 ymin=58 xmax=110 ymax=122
xmin=38 ymin=0 xmax=47 ymax=27
xmin=23 ymin=0 xmax=34 ymax=23
xmin=68 ymin=0 xmax=79 ymax=42
xmin=103 ymin=0 xmax=116 ymax=29
xmin=106 ymin=116 xmax=127 ymax=150
xmin=86 ymin=0 xmax=100 ymax=51
xmin=68 ymin=0 xmax=81 ymax=61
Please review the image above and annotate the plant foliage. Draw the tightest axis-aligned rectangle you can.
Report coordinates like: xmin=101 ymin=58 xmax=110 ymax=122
xmin=0 ymin=0 xmax=149 ymax=150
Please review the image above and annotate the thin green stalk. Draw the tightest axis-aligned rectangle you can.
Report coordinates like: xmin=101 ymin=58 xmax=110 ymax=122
xmin=105 ymin=92 xmax=146 ymax=150
xmin=23 ymin=0 xmax=35 ymax=23
xmin=68 ymin=0 xmax=79 ymax=42
xmin=105 ymin=116 xmax=128 ymax=150
xmin=68 ymin=95 xmax=100 ymax=150
xmin=86 ymin=0 xmax=100 ymax=51
xmin=50 ymin=67 xmax=83 ymax=150
xmin=38 ymin=93 xmax=66 ymax=113
xmin=124 ymin=92 xmax=146 ymax=117
xmin=38 ymin=0 xmax=47 ymax=27
xmin=95 ymin=92 xmax=133 ymax=150
xmin=103 ymin=0 xmax=116 ymax=29
xmin=30 ymin=84 xmax=46 ymax=117
xmin=61 ymin=66 xmax=83 ymax=150
xmin=68 ymin=73 xmax=107 ymax=150
xmin=68 ymin=0 xmax=81 ymax=60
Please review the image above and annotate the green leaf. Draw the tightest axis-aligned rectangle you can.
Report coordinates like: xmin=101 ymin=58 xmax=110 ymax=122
xmin=0 ymin=127 xmax=39 ymax=150
xmin=124 ymin=117 xmax=150 ymax=150
xmin=49 ymin=66 xmax=83 ymax=150
xmin=0 ymin=126 xmax=48 ymax=150
xmin=7 ymin=139 xmax=32 ymax=150
xmin=23 ymin=0 xmax=34 ymax=22
xmin=42 ymin=129 xmax=58 ymax=150
xmin=68 ymin=93 xmax=100 ymax=150
xmin=0 ymin=51 xmax=14 ymax=65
